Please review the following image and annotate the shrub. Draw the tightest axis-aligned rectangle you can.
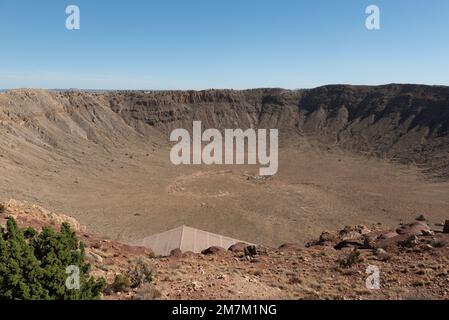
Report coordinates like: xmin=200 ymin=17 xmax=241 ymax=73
xmin=106 ymin=259 xmax=154 ymax=295
xmin=0 ymin=217 xmax=105 ymax=300
xmin=134 ymin=283 xmax=162 ymax=300
xmin=339 ymin=248 xmax=362 ymax=268
xmin=109 ymin=274 xmax=131 ymax=293
xmin=127 ymin=258 xmax=154 ymax=288
xmin=400 ymin=235 xmax=419 ymax=248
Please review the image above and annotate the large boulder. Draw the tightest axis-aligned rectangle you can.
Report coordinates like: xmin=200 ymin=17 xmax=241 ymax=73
xmin=170 ymin=248 xmax=183 ymax=258
xmin=317 ymin=231 xmax=339 ymax=246
xmin=306 ymin=231 xmax=339 ymax=247
xmin=396 ymin=222 xmax=431 ymax=236
xmin=228 ymin=242 xmax=247 ymax=255
xmin=201 ymin=246 xmax=227 ymax=255
xmin=364 ymin=230 xmax=399 ymax=248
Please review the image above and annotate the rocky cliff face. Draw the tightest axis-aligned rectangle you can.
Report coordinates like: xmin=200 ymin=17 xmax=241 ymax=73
xmin=85 ymin=85 xmax=449 ymax=180
xmin=298 ymin=85 xmax=449 ymax=175
xmin=1 ymin=84 xmax=448 ymax=178
xmin=106 ymin=88 xmax=300 ymax=134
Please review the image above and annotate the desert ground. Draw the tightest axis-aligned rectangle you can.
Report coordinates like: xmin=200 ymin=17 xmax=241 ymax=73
xmin=1 ymin=139 xmax=448 ymax=247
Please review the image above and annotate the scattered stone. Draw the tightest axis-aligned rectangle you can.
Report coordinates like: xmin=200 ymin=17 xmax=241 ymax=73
xmin=217 ymin=274 xmax=227 ymax=280
xmin=191 ymin=281 xmax=202 ymax=291
xmin=246 ymin=175 xmax=270 ymax=183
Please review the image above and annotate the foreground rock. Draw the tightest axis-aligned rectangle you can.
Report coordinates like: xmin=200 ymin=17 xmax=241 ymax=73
xmin=396 ymin=222 xmax=432 ymax=236
xmin=228 ymin=242 xmax=247 ymax=256
xmin=201 ymin=246 xmax=227 ymax=256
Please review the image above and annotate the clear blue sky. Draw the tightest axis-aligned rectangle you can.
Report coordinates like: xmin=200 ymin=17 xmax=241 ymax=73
xmin=0 ymin=0 xmax=448 ymax=89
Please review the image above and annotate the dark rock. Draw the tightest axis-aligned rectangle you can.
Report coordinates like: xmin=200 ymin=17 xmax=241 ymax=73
xmin=334 ymin=239 xmax=366 ymax=250
xmin=416 ymin=214 xmax=427 ymax=222
xmin=201 ymin=246 xmax=227 ymax=255
xmin=228 ymin=242 xmax=248 ymax=255
xmin=244 ymin=245 xmax=258 ymax=257
xmin=314 ymin=231 xmax=339 ymax=246
xmin=444 ymin=220 xmax=449 ymax=234
xmin=244 ymin=245 xmax=268 ymax=257
xmin=170 ymin=248 xmax=183 ymax=258
xmin=422 ymin=230 xmax=434 ymax=236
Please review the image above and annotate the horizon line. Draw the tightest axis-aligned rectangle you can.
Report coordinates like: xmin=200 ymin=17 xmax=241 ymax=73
xmin=1 ymin=83 xmax=448 ymax=93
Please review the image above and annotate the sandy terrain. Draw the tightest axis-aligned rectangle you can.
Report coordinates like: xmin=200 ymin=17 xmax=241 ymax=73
xmin=1 ymin=138 xmax=448 ymax=247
